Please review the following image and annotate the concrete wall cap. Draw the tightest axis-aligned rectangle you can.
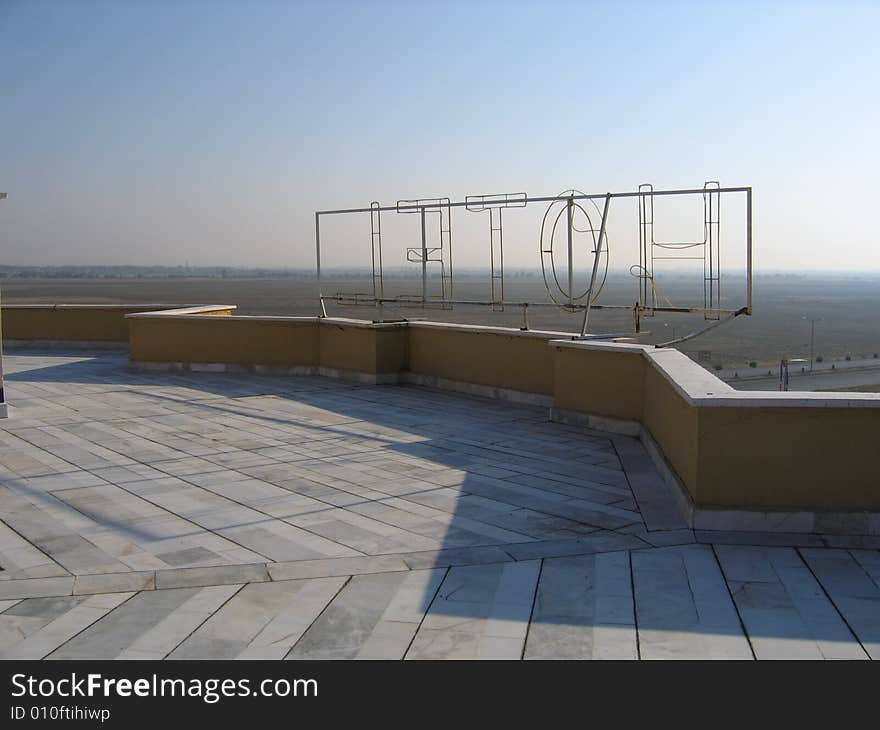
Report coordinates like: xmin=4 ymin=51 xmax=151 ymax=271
xmin=408 ymin=320 xmax=574 ymax=339
xmin=550 ymin=339 xmax=654 ymax=353
xmin=126 ymin=312 xmax=410 ymax=329
xmin=644 ymin=347 xmax=880 ymax=408
xmin=320 ymin=317 xmax=408 ymax=330
xmin=3 ymin=303 xmax=189 ymax=311
xmin=692 ymin=391 xmax=880 ymax=408
xmin=126 ymin=305 xmax=238 ymax=318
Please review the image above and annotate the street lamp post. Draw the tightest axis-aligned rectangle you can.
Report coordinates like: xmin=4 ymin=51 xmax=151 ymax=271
xmin=803 ymin=316 xmax=822 ymax=372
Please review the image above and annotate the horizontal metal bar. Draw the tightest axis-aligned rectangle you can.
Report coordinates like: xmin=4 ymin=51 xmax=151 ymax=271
xmin=465 ymin=192 xmax=528 ymax=211
xmin=316 ymin=186 xmax=752 ymax=216
xmin=322 ymin=295 xmax=633 ymax=310
xmin=640 ymin=306 xmax=740 ymax=315
xmin=323 ymin=295 xmax=743 ymax=316
xmin=397 ymin=197 xmax=450 ymax=213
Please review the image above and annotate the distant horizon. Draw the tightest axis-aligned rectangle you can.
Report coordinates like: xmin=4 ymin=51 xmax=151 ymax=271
xmin=3 ymin=263 xmax=880 ymax=278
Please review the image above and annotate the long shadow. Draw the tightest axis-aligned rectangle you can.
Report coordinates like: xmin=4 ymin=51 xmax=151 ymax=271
xmin=1 ymin=350 xmax=869 ymax=655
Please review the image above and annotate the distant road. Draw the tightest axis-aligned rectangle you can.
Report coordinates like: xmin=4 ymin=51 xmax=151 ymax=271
xmin=723 ymin=361 xmax=880 ymax=392
xmin=717 ymin=356 xmax=880 ymax=379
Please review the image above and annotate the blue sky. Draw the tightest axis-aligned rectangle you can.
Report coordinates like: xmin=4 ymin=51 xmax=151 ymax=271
xmin=0 ymin=0 xmax=877 ymax=270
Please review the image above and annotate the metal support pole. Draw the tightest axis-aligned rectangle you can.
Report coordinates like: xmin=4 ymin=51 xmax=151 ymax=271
xmin=580 ymin=193 xmax=611 ymax=336
xmin=566 ymin=196 xmax=573 ymax=309
xmin=370 ymin=202 xmax=384 ymax=321
xmin=315 ymin=212 xmax=327 ymax=318
xmin=746 ymin=187 xmax=752 ymax=315
xmin=779 ymin=359 xmax=790 ymax=391
xmin=807 ymin=318 xmax=823 ymax=372
xmin=420 ymin=206 xmax=427 ymax=304
xmin=489 ymin=207 xmax=504 ymax=310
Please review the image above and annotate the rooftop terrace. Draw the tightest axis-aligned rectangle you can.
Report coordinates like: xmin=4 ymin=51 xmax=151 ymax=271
xmin=1 ymin=350 xmax=878 ymax=660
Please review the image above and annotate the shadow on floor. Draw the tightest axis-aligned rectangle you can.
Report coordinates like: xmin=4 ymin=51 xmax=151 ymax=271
xmin=1 ymin=351 xmax=872 ymax=658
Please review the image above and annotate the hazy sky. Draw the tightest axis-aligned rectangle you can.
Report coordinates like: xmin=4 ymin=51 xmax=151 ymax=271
xmin=1 ymin=0 xmax=877 ymax=272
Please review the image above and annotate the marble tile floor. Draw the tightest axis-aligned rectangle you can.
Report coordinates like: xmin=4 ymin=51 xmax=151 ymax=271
xmin=0 ymin=351 xmax=877 ymax=660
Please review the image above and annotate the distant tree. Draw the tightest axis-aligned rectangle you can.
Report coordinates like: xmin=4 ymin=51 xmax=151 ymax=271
xmin=845 ymin=354 xmax=852 ymax=361
xmin=816 ymin=355 xmax=824 ymax=363
xmin=749 ymin=361 xmax=757 ymax=368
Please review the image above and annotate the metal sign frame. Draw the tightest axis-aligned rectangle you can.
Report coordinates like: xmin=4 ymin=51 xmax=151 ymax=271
xmin=314 ymin=185 xmax=752 ymax=341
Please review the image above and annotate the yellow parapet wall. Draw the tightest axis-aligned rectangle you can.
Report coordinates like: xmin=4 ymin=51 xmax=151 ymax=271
xmin=408 ymin=322 xmax=559 ymax=396
xmin=553 ymin=342 xmax=646 ymax=421
xmin=696 ymin=405 xmax=879 ymax=511
xmin=128 ymin=314 xmax=553 ymax=385
xmin=128 ymin=310 xmax=318 ymax=368
xmin=1 ymin=304 xmax=234 ymax=342
xmin=128 ymin=312 xmax=407 ymax=376
xmin=642 ymin=358 xmax=700 ymax=493
xmin=549 ymin=339 xmax=880 ymax=513
xmin=318 ymin=319 xmax=407 ymax=376
xmin=118 ymin=308 xmax=880 ymax=514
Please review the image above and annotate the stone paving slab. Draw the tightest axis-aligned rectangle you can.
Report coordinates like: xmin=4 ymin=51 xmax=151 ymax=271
xmin=715 ymin=545 xmax=866 ymax=659
xmin=799 ymin=548 xmax=880 ymax=659
xmin=1 ymin=592 xmax=133 ymax=660
xmin=288 ymin=570 xmax=445 ymax=660
xmin=0 ymin=351 xmax=878 ymax=660
xmin=524 ymin=552 xmax=637 ymax=660
xmin=0 ymin=576 xmax=75 ymax=600
xmin=115 ymin=585 xmax=243 ymax=660
xmin=156 ymin=563 xmax=270 ymax=590
xmin=169 ymin=578 xmax=346 ymax=660
xmin=632 ymin=545 xmax=754 ymax=660
xmin=406 ymin=561 xmax=541 ymax=660
xmin=268 ymin=555 xmax=410 ymax=581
